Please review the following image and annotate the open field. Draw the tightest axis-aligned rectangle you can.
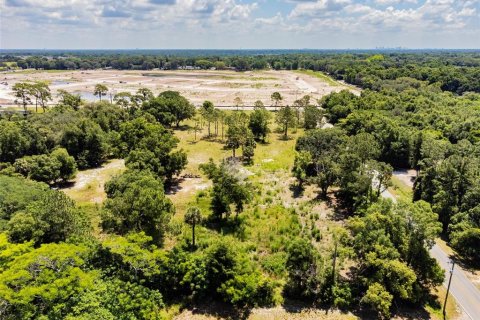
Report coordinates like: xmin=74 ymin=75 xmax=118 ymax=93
xmin=0 ymin=69 xmax=355 ymax=107
xmin=62 ymin=159 xmax=125 ymax=204
xmin=60 ymin=118 xmax=465 ymax=320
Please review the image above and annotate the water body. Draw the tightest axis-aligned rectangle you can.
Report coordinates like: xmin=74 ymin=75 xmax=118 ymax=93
xmin=51 ymin=80 xmax=71 ymax=86
xmin=73 ymin=91 xmax=100 ymax=102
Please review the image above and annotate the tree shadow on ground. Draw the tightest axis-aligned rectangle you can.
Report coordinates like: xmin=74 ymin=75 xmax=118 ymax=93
xmin=449 ymin=250 xmax=480 ymax=271
xmin=338 ymin=300 xmax=433 ymax=320
xmin=281 ymin=299 xmax=375 ymax=319
xmin=438 ymin=235 xmax=480 ymax=270
xmin=310 ymin=191 xmax=349 ymax=221
xmin=256 ymin=140 xmax=270 ymax=146
xmin=165 ymin=177 xmax=185 ymax=195
xmin=454 ymin=256 xmax=480 ymax=272
xmin=277 ymin=135 xmax=291 ymax=141
xmin=352 ymin=307 xmax=432 ymax=320
xmin=389 ymin=302 xmax=434 ymax=320
xmin=176 ymin=296 xmax=434 ymax=320
xmin=57 ymin=180 xmax=75 ymax=189
xmin=204 ymin=214 xmax=247 ymax=238
xmin=200 ymin=135 xmax=225 ymax=144
xmin=281 ymin=298 xmax=317 ymax=313
xmin=172 ymin=124 xmax=191 ymax=131
xmin=289 ymin=182 xmax=304 ymax=198
xmin=181 ymin=300 xmax=252 ymax=320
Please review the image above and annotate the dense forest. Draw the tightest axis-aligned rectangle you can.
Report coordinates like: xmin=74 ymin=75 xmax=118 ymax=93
xmin=0 ymin=51 xmax=479 ymax=319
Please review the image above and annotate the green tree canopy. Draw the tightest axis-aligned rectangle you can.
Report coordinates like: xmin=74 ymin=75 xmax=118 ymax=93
xmin=7 ymin=190 xmax=91 ymax=245
xmin=103 ymin=170 xmax=174 ymax=244
xmin=142 ymin=91 xmax=195 ymax=127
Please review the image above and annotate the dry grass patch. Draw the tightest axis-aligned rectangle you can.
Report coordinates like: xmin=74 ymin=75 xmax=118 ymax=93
xmin=62 ymin=159 xmax=125 ymax=204
xmin=425 ymin=286 xmax=461 ymax=320
xmin=388 ymin=175 xmax=413 ymax=201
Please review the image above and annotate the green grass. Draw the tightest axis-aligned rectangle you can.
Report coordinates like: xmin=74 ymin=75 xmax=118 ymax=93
xmin=171 ymin=115 xmax=301 ymax=215
xmin=0 ymin=62 xmax=19 ymax=70
xmin=169 ymin=116 xmax=307 ymax=250
xmin=388 ymin=176 xmax=413 ymax=202
xmin=170 ymin=118 xmax=340 ymax=274
xmin=251 ymin=83 xmax=265 ymax=89
xmin=425 ymin=286 xmax=459 ymax=320
xmin=253 ymin=130 xmax=301 ymax=172
xmin=295 ymin=69 xmax=340 ymax=87
xmin=249 ymin=76 xmax=278 ymax=81
xmin=62 ymin=159 xmax=125 ymax=204
xmin=60 ymin=159 xmax=125 ymax=239
xmin=4 ymin=69 xmax=71 ymax=74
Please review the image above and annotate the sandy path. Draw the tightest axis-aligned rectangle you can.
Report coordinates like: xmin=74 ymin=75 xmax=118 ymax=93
xmin=62 ymin=159 xmax=125 ymax=203
xmin=392 ymin=169 xmax=416 ymax=188
xmin=288 ymin=73 xmax=318 ymax=93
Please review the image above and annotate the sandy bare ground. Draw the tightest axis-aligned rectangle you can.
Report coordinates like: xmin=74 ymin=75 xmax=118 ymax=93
xmin=62 ymin=159 xmax=125 ymax=204
xmin=0 ymin=69 xmax=355 ymax=107
xmin=392 ymin=169 xmax=416 ymax=188
xmin=167 ymin=177 xmax=211 ymax=198
xmin=174 ymin=307 xmax=357 ymax=320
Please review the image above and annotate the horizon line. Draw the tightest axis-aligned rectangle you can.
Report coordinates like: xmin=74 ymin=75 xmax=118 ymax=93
xmin=1 ymin=48 xmax=480 ymax=51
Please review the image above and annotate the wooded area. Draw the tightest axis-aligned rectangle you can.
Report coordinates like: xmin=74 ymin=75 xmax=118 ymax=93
xmin=0 ymin=51 xmax=479 ymax=320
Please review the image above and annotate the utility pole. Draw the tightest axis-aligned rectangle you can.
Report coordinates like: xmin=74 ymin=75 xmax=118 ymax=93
xmin=330 ymin=240 xmax=338 ymax=301
xmin=443 ymin=261 xmax=455 ymax=320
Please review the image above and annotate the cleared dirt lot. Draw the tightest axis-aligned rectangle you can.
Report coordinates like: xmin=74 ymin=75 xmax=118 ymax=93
xmin=0 ymin=69 xmax=355 ymax=107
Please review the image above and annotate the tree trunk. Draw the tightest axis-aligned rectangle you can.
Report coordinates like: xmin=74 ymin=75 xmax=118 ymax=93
xmin=192 ymin=224 xmax=196 ymax=248
xmin=321 ymin=185 xmax=328 ymax=199
xmin=233 ymin=148 xmax=236 ymax=158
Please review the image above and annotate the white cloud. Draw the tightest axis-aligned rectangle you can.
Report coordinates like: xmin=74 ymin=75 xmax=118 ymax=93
xmin=289 ymin=0 xmax=351 ymax=18
xmin=374 ymin=0 xmax=417 ymax=5
xmin=2 ymin=0 xmax=258 ymax=28
xmin=1 ymin=0 xmax=478 ymax=48
xmin=286 ymin=0 xmax=479 ymax=33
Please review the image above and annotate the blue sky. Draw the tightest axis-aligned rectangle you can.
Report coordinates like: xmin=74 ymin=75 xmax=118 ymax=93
xmin=1 ymin=0 xmax=479 ymax=49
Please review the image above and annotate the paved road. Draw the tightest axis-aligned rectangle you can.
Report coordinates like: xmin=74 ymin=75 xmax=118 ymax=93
xmin=382 ymin=180 xmax=480 ymax=319
xmin=430 ymin=244 xmax=480 ymax=320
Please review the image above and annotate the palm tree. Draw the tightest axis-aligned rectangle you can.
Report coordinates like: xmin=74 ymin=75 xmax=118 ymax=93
xmin=93 ymin=84 xmax=108 ymax=101
xmin=12 ymin=82 xmax=33 ymax=113
xmin=184 ymin=206 xmax=202 ymax=248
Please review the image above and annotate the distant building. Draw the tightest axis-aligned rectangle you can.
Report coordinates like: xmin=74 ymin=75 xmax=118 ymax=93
xmin=179 ymin=66 xmax=200 ymax=70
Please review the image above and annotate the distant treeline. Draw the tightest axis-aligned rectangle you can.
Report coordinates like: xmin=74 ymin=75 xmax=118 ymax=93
xmin=1 ymin=51 xmax=480 ymax=94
